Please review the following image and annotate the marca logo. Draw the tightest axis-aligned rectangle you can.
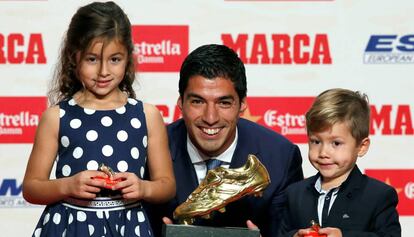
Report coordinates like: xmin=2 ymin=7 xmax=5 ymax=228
xmin=365 ymin=169 xmax=414 ymax=215
xmin=364 ymin=34 xmax=414 ymax=64
xmin=0 ymin=97 xmax=47 ymax=143
xmin=131 ymin=25 xmax=189 ymax=72
xmin=0 ymin=179 xmax=35 ymax=208
xmin=222 ymin=33 xmax=332 ymax=64
xmin=370 ymin=104 xmax=413 ymax=135
xmin=0 ymin=33 xmax=47 ymax=64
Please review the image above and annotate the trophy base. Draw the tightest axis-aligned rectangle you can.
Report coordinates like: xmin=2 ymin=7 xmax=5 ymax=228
xmin=162 ymin=224 xmax=260 ymax=237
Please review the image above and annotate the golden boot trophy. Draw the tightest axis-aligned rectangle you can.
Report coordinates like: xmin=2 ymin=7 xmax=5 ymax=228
xmin=173 ymin=154 xmax=271 ymax=225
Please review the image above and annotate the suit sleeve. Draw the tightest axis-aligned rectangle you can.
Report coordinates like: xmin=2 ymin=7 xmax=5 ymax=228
xmin=278 ymin=185 xmax=300 ymax=237
xmin=342 ymin=187 xmax=401 ymax=237
xmin=270 ymin=145 xmax=304 ymax=237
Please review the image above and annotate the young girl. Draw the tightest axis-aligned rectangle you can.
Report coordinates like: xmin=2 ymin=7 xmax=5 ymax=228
xmin=22 ymin=2 xmax=175 ymax=236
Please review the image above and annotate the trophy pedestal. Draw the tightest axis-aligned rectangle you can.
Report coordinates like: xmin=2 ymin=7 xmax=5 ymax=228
xmin=162 ymin=224 xmax=260 ymax=237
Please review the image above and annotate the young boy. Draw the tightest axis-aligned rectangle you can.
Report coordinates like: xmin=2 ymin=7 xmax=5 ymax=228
xmin=279 ymin=88 xmax=401 ymax=237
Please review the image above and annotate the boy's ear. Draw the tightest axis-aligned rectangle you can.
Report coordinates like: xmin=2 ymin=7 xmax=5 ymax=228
xmin=357 ymin=137 xmax=370 ymax=157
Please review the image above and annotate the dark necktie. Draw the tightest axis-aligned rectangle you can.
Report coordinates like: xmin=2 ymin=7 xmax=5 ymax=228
xmin=206 ymin=159 xmax=222 ymax=171
xmin=321 ymin=189 xmax=334 ymax=227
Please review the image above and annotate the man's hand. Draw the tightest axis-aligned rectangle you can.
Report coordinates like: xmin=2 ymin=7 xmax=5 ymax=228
xmin=246 ymin=220 xmax=259 ymax=230
xmin=247 ymin=220 xmax=262 ymax=237
xmin=163 ymin=216 xmax=173 ymax=224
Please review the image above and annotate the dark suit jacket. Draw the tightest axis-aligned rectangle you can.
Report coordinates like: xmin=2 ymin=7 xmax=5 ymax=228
xmin=146 ymin=118 xmax=303 ymax=237
xmin=279 ymin=166 xmax=401 ymax=237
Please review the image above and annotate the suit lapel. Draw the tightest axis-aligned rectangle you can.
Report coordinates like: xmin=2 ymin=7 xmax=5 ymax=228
xmin=306 ymin=176 xmax=322 ymax=225
xmin=325 ymin=166 xmax=363 ymax=227
xmin=230 ymin=119 xmax=259 ymax=168
xmin=172 ymin=123 xmax=200 ymax=204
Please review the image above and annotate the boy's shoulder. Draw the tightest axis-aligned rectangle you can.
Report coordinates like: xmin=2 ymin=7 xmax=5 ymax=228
xmin=362 ymin=174 xmax=396 ymax=193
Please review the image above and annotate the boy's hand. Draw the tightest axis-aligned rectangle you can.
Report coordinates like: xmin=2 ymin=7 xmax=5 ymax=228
xmin=319 ymin=227 xmax=342 ymax=237
xmin=294 ymin=228 xmax=314 ymax=237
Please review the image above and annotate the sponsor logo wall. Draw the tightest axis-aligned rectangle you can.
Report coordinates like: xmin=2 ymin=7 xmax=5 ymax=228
xmin=0 ymin=1 xmax=413 ymax=236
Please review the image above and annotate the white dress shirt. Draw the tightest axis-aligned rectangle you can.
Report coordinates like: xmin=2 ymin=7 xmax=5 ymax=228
xmin=187 ymin=129 xmax=238 ymax=184
xmin=314 ymin=176 xmax=340 ymax=226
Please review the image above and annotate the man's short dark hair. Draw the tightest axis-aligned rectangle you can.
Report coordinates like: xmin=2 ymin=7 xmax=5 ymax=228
xmin=179 ymin=44 xmax=247 ymax=101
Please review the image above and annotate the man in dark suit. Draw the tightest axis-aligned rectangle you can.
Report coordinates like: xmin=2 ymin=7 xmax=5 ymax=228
xmin=147 ymin=44 xmax=304 ymax=237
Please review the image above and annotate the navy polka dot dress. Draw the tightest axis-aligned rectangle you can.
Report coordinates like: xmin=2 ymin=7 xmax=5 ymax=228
xmin=32 ymin=98 xmax=153 ymax=237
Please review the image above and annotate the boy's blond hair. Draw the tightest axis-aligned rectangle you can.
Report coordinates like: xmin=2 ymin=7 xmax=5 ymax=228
xmin=306 ymin=88 xmax=370 ymax=144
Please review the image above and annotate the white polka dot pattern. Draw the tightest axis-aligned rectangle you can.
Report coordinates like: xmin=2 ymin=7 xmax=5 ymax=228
xmin=68 ymin=213 xmax=73 ymax=224
xmin=131 ymin=118 xmax=141 ymax=129
xmin=116 ymin=106 xmax=126 ymax=114
xmin=142 ymin=136 xmax=147 ymax=148
xmin=117 ymin=130 xmax=128 ymax=142
xmin=128 ymin=98 xmax=138 ymax=105
xmin=53 ymin=213 xmax=61 ymax=224
xmin=97 ymin=211 xmax=103 ymax=219
xmin=120 ymin=225 xmax=125 ymax=236
xmin=43 ymin=213 xmax=50 ymax=225
xmin=87 ymin=160 xmax=99 ymax=171
xmin=68 ymin=99 xmax=76 ymax=106
xmin=117 ymin=160 xmax=128 ymax=172
xmin=73 ymin=147 xmax=83 ymax=159
xmin=140 ymin=166 xmax=145 ymax=179
xmin=60 ymin=109 xmax=66 ymax=118
xmin=84 ymin=108 xmax=95 ymax=115
xmin=34 ymin=228 xmax=42 ymax=237
xmin=131 ymin=147 xmax=139 ymax=159
xmin=43 ymin=99 xmax=150 ymax=236
xmin=70 ymin=119 xmax=82 ymax=129
xmin=62 ymin=165 xmax=71 ymax=176
xmin=86 ymin=130 xmax=98 ymax=141
xmin=127 ymin=210 xmax=131 ymax=221
xmin=61 ymin=136 xmax=70 ymax=147
xmin=77 ymin=211 xmax=87 ymax=222
xmin=137 ymin=211 xmax=145 ymax=222
xmin=101 ymin=116 xmax=112 ymax=127
xmin=102 ymin=145 xmax=113 ymax=157
xmin=88 ymin=224 xmax=95 ymax=235
xmin=135 ymin=226 xmax=140 ymax=236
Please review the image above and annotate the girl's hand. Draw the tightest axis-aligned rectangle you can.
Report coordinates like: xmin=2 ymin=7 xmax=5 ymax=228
xmin=112 ymin=172 xmax=146 ymax=200
xmin=66 ymin=170 xmax=107 ymax=199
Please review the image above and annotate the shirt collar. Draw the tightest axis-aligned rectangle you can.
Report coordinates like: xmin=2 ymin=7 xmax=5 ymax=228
xmin=187 ymin=128 xmax=238 ymax=164
xmin=314 ymin=176 xmax=340 ymax=194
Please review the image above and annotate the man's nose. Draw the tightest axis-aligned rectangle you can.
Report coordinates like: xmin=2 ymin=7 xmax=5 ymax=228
xmin=202 ymin=103 xmax=219 ymax=125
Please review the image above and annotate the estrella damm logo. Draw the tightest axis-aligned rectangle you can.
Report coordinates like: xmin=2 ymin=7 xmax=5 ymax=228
xmin=131 ymin=25 xmax=189 ymax=72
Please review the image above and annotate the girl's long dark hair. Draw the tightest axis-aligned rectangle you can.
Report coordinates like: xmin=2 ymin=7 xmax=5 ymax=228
xmin=48 ymin=1 xmax=136 ymax=105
